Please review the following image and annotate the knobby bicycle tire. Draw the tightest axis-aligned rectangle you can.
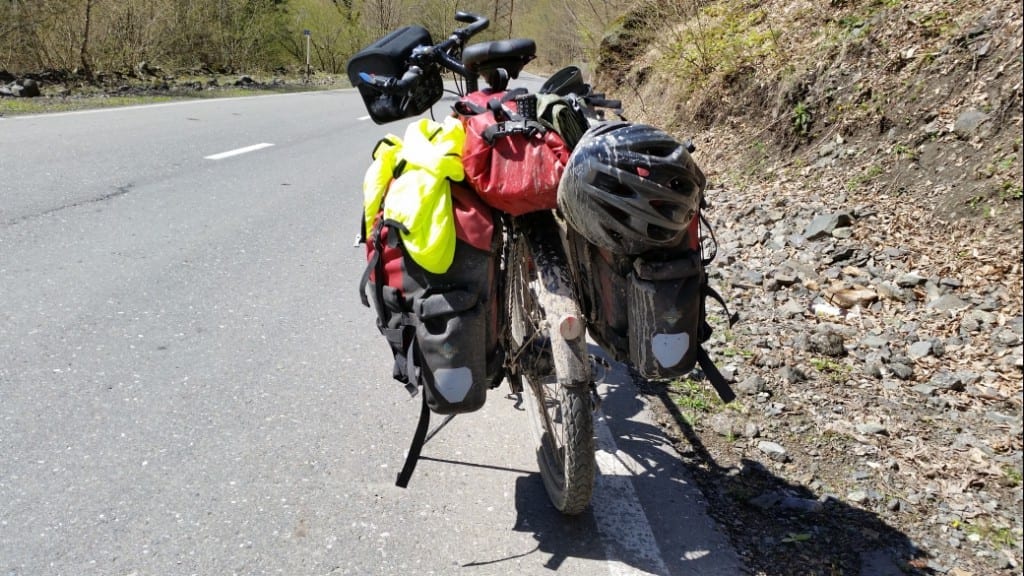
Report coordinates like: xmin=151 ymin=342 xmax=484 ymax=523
xmin=508 ymin=223 xmax=594 ymax=515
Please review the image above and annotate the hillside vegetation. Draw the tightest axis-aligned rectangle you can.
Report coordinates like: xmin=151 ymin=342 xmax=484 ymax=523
xmin=0 ymin=0 xmax=625 ymax=76
xmin=597 ymin=0 xmax=1022 ymax=236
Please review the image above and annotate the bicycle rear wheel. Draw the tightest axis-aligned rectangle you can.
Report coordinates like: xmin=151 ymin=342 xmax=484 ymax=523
xmin=508 ymin=222 xmax=594 ymax=515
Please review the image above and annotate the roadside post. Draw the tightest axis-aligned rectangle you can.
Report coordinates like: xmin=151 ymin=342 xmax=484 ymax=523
xmin=303 ymin=29 xmax=311 ymax=83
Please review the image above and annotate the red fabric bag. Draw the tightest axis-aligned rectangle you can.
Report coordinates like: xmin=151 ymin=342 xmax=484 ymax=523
xmin=455 ymin=90 xmax=570 ymax=216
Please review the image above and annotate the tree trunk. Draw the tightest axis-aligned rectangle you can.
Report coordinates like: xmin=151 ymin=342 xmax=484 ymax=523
xmin=79 ymin=0 xmax=95 ymax=79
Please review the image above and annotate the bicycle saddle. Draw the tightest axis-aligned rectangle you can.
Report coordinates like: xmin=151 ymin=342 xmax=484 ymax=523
xmin=463 ymin=39 xmax=536 ymax=79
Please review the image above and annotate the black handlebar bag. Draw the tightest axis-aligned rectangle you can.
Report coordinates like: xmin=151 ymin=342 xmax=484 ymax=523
xmin=347 ymin=26 xmax=443 ymax=124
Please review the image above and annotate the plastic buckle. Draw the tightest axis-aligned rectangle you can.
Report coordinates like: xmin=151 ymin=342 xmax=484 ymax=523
xmin=514 ymin=93 xmax=538 ymax=121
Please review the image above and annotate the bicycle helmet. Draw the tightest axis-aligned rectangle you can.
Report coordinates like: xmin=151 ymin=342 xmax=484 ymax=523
xmin=557 ymin=122 xmax=706 ymax=255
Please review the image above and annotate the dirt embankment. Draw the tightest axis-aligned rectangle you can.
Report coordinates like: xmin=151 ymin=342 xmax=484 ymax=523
xmin=597 ymin=1 xmax=1022 ymax=575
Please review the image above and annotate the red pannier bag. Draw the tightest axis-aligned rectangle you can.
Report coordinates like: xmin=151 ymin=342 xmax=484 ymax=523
xmin=454 ymin=89 xmax=570 ymax=216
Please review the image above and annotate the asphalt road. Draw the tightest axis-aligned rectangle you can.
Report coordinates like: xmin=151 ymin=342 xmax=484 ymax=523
xmin=0 ymin=87 xmax=740 ymax=575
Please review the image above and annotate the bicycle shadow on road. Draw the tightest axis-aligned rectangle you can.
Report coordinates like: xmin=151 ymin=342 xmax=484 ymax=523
xmin=466 ymin=349 xmax=744 ymax=575
xmin=464 ymin=350 xmax=928 ymax=575
xmin=617 ymin=361 xmax=931 ymax=576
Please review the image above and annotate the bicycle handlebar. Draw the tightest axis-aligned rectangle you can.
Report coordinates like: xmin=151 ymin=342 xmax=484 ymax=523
xmin=358 ymin=66 xmax=423 ymax=92
xmin=453 ymin=11 xmax=489 ymax=41
xmin=359 ymin=12 xmax=489 ymax=96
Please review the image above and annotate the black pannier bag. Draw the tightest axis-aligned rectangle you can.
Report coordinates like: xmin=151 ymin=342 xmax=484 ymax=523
xmin=569 ymin=230 xmax=705 ymax=377
xmin=568 ymin=219 xmax=737 ymax=403
xmin=346 ymin=25 xmax=443 ymax=124
xmin=626 ymin=251 xmax=706 ymax=377
xmin=558 ymin=121 xmax=736 ymax=402
xmin=360 ymin=127 xmax=505 ymax=485
xmin=363 ymin=196 xmax=504 ymax=416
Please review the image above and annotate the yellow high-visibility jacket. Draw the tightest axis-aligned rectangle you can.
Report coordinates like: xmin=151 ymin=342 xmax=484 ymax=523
xmin=363 ymin=117 xmax=467 ymax=274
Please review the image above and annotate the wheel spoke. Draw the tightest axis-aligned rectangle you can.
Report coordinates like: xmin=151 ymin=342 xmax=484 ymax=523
xmin=531 ymin=380 xmax=564 ymax=472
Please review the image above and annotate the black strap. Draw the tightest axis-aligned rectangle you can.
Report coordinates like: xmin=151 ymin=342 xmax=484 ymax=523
xmin=358 ymin=219 xmax=385 ymax=314
xmin=502 ymin=87 xmax=528 ymax=101
xmin=704 ymin=282 xmax=739 ymax=327
xmin=404 ymin=334 xmax=420 ymax=395
xmin=358 ymin=218 xmax=410 ymax=317
xmin=695 ymin=346 xmax=736 ymax=404
xmin=370 ymin=135 xmax=399 ymax=160
xmin=395 ymin=388 xmax=430 ymax=488
xmin=361 ymin=220 xmax=390 ymax=330
xmin=453 ymin=87 xmax=528 ymax=117
xmin=481 ymin=119 xmax=547 ymax=144
xmin=454 ymin=89 xmax=547 ymax=145
xmin=453 ymin=99 xmax=487 ymax=116
xmin=486 ymin=98 xmax=511 ymax=122
xmin=357 ymin=212 xmax=367 ymax=246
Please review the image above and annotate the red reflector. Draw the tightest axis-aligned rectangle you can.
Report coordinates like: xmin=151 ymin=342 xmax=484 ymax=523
xmin=559 ymin=314 xmax=583 ymax=340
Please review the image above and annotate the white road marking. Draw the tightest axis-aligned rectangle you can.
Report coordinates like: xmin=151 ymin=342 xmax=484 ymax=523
xmin=204 ymin=143 xmax=274 ymax=160
xmin=358 ymin=115 xmax=371 ymax=121
xmin=593 ymin=413 xmax=670 ymax=575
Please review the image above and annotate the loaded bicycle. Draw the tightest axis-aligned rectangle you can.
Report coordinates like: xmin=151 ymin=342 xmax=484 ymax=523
xmin=350 ymin=11 xmax=732 ymax=516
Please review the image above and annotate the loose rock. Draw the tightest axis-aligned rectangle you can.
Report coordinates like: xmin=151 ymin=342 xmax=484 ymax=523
xmin=856 ymin=423 xmax=889 ymax=436
xmin=953 ymin=109 xmax=989 ymax=137
xmin=758 ymin=441 xmax=789 ymax=462
xmin=810 ymin=330 xmax=847 ymax=357
xmin=804 ymin=211 xmax=854 ymax=240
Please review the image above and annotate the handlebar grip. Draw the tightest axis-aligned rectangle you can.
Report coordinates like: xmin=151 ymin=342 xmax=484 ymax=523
xmin=358 ymin=72 xmax=387 ymax=88
xmin=454 ymin=11 xmax=477 ymax=23
xmin=467 ymin=16 xmax=489 ymax=35
xmin=357 ymin=67 xmax=422 ymax=93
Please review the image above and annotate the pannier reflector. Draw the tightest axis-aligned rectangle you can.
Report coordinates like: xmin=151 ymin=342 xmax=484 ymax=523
xmin=434 ymin=367 xmax=474 ymax=402
xmin=652 ymin=332 xmax=689 ymax=368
